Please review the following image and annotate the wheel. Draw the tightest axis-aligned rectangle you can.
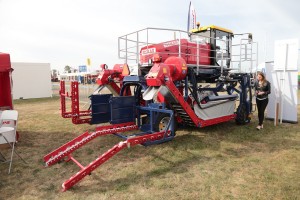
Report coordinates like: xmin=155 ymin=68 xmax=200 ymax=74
xmin=235 ymin=104 xmax=251 ymax=125
xmin=154 ymin=113 xmax=177 ymax=134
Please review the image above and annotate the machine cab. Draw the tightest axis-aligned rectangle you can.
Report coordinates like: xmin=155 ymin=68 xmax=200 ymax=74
xmin=190 ymin=25 xmax=233 ymax=68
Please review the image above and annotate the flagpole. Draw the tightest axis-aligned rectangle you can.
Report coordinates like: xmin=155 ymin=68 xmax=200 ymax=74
xmin=187 ymin=1 xmax=191 ymax=33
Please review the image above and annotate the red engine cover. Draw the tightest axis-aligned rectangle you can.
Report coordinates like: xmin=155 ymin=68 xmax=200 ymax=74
xmin=96 ymin=64 xmax=124 ymax=85
xmin=164 ymin=57 xmax=187 ymax=81
xmin=140 ymin=39 xmax=211 ymax=66
xmin=146 ymin=57 xmax=187 ymax=86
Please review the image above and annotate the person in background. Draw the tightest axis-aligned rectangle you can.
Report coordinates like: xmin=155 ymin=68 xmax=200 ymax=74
xmin=254 ymin=71 xmax=271 ymax=130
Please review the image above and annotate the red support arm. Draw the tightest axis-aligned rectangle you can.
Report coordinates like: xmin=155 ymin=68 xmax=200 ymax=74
xmin=107 ymin=81 xmax=121 ymax=95
xmin=44 ymin=122 xmax=138 ymax=167
xmin=61 ymin=130 xmax=169 ymax=191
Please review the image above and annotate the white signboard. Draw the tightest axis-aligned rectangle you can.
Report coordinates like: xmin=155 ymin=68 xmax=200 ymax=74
xmin=266 ymin=39 xmax=299 ymax=123
xmin=274 ymin=39 xmax=298 ymax=70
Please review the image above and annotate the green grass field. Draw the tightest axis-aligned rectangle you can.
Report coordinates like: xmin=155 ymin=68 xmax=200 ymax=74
xmin=0 ymin=96 xmax=299 ymax=200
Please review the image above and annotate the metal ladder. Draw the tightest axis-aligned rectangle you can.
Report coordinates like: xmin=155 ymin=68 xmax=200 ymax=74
xmin=172 ymin=103 xmax=195 ymax=126
xmin=164 ymin=81 xmax=201 ymax=127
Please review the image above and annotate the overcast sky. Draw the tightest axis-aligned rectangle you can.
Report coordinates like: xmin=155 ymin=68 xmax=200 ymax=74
xmin=0 ymin=0 xmax=300 ymax=72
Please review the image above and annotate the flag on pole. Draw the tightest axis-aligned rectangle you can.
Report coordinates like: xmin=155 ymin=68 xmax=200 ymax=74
xmin=87 ymin=58 xmax=91 ymax=66
xmin=187 ymin=1 xmax=197 ymax=33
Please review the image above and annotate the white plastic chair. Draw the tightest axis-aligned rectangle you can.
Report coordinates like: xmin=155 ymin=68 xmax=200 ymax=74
xmin=0 ymin=110 xmax=26 ymax=174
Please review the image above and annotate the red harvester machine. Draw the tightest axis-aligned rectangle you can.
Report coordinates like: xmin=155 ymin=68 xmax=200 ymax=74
xmin=44 ymin=25 xmax=258 ymax=191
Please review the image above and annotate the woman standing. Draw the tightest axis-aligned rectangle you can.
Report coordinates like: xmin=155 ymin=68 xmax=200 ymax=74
xmin=254 ymin=71 xmax=271 ymax=130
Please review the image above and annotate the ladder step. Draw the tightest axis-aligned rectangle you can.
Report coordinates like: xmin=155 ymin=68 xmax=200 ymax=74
xmin=172 ymin=104 xmax=182 ymax=107
xmin=179 ymin=116 xmax=190 ymax=119
xmin=182 ymin=118 xmax=193 ymax=122
xmin=179 ymin=115 xmax=190 ymax=118
xmin=176 ymin=111 xmax=185 ymax=113
xmin=174 ymin=108 xmax=185 ymax=111
xmin=172 ymin=105 xmax=182 ymax=108
xmin=177 ymin=112 xmax=187 ymax=115
xmin=186 ymin=123 xmax=195 ymax=126
xmin=182 ymin=117 xmax=193 ymax=121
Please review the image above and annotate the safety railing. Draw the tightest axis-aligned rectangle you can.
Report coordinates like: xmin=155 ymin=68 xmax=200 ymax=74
xmin=231 ymin=34 xmax=258 ymax=73
xmin=118 ymin=27 xmax=228 ymax=75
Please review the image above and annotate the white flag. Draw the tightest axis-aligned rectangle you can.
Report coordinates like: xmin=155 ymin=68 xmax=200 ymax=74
xmin=187 ymin=1 xmax=196 ymax=32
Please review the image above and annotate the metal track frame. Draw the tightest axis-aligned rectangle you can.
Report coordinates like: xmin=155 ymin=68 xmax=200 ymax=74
xmin=165 ymin=80 xmax=236 ymax=127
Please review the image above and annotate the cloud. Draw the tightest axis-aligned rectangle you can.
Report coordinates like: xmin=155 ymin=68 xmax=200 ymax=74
xmin=0 ymin=0 xmax=299 ymax=71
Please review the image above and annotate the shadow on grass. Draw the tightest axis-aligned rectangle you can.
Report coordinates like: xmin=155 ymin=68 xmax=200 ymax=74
xmin=76 ymin=148 xmax=210 ymax=193
xmin=178 ymin=119 xmax=299 ymax=144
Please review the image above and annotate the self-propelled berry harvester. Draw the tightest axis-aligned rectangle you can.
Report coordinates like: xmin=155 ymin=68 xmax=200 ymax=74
xmin=44 ymin=25 xmax=258 ymax=191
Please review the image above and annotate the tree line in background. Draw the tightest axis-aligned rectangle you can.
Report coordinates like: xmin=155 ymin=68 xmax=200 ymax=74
xmin=64 ymin=65 xmax=78 ymax=73
xmin=51 ymin=66 xmax=73 ymax=82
